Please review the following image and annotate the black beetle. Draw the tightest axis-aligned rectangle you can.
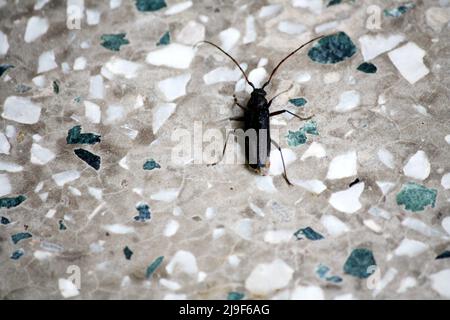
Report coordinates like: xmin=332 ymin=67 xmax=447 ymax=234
xmin=197 ymin=36 xmax=324 ymax=185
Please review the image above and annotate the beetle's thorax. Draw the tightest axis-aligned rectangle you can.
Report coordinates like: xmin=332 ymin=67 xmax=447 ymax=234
xmin=248 ymin=88 xmax=268 ymax=109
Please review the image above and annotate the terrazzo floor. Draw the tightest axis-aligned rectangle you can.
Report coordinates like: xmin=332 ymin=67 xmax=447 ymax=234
xmin=1 ymin=0 xmax=450 ymax=300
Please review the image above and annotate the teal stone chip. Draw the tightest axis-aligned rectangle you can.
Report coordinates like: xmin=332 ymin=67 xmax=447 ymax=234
xmin=11 ymin=232 xmax=32 ymax=244
xmin=134 ymin=203 xmax=151 ymax=222
xmin=286 ymin=130 xmax=307 ymax=147
xmin=124 ymin=246 xmax=134 ymax=260
xmin=384 ymin=2 xmax=415 ymax=17
xmin=227 ymin=292 xmax=245 ymax=300
xmin=136 ymin=0 xmax=167 ymax=12
xmin=146 ymin=256 xmax=164 ymax=279
xmin=327 ymin=0 xmax=341 ymax=6
xmin=100 ymin=33 xmax=130 ymax=51
xmin=74 ymin=148 xmax=101 ymax=170
xmin=53 ymin=80 xmax=60 ymax=94
xmin=343 ymin=248 xmax=376 ymax=279
xmin=396 ymin=182 xmax=437 ymax=212
xmin=1 ymin=216 xmax=11 ymax=224
xmin=286 ymin=120 xmax=319 ymax=147
xmin=10 ymin=249 xmax=24 ymax=260
xmin=357 ymin=62 xmax=377 ymax=74
xmin=294 ymin=227 xmax=324 ymax=240
xmin=143 ymin=159 xmax=161 ymax=170
xmin=0 ymin=195 xmax=26 ymax=209
xmin=303 ymin=120 xmax=319 ymax=135
xmin=289 ymin=98 xmax=308 ymax=107
xmin=308 ymin=32 xmax=357 ymax=64
xmin=59 ymin=220 xmax=67 ymax=231
xmin=436 ymin=251 xmax=450 ymax=260
xmin=66 ymin=126 xmax=101 ymax=145
xmin=0 ymin=64 xmax=14 ymax=77
xmin=157 ymin=31 xmax=170 ymax=46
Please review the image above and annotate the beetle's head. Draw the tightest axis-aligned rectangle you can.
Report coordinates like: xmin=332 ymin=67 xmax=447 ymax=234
xmin=252 ymin=88 xmax=267 ymax=97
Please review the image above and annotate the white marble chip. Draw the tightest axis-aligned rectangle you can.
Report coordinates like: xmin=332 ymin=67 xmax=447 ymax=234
xmin=164 ymin=220 xmax=180 ymax=237
xmin=73 ymin=56 xmax=87 ymax=70
xmin=31 ymin=143 xmax=55 ymax=165
xmin=243 ymin=15 xmax=257 ymax=44
xmin=326 ymin=151 xmax=357 ymax=180
xmin=110 ymin=0 xmax=121 ymax=9
xmin=165 ymin=1 xmax=192 ymax=15
xmin=394 ymin=238 xmax=429 ymax=257
xmin=442 ymin=217 xmax=450 ymax=236
xmin=301 ymin=142 xmax=326 ymax=160
xmin=0 ymin=161 xmax=23 ymax=172
xmin=158 ymin=73 xmax=191 ymax=101
xmin=58 ymin=279 xmax=79 ymax=299
xmin=335 ymin=90 xmax=360 ymax=112
xmin=203 ymin=66 xmax=243 ymax=85
xmin=264 ymin=230 xmax=294 ymax=244
xmin=430 ymin=269 xmax=450 ymax=298
xmin=269 ymin=148 xmax=296 ymax=176
xmin=2 ymin=96 xmax=42 ymax=124
xmin=368 ymin=206 xmax=392 ymax=220
xmin=89 ymin=75 xmax=104 ymax=100
xmin=24 ymin=16 xmax=49 ymax=43
xmin=176 ymin=20 xmax=205 ymax=45
xmin=277 ymin=21 xmax=306 ymax=35
xmin=37 ymin=50 xmax=58 ymax=73
xmin=150 ymin=188 xmax=179 ymax=202
xmin=52 ymin=170 xmax=80 ymax=187
xmin=292 ymin=0 xmax=323 ymax=14
xmin=104 ymin=104 xmax=125 ymax=124
xmin=359 ymin=33 xmax=405 ymax=61
xmin=320 ymin=214 xmax=349 ymax=237
xmin=291 ymin=285 xmax=325 ymax=300
xmin=147 ymin=44 xmax=195 ymax=69
xmin=292 ymin=179 xmax=327 ymax=194
xmin=152 ymin=103 xmax=176 ymax=134
xmin=441 ymin=173 xmax=450 ymax=189
xmin=258 ymin=4 xmax=282 ymax=18
xmin=402 ymin=217 xmax=442 ymax=238
xmin=86 ymin=9 xmax=101 ymax=25
xmin=34 ymin=0 xmax=50 ymax=10
xmin=329 ymin=182 xmax=364 ymax=214
xmin=245 ymin=259 xmax=293 ymax=296
xmin=403 ymin=150 xmax=430 ymax=181
xmin=397 ymin=277 xmax=417 ymax=294
xmin=377 ymin=148 xmax=395 ymax=169
xmin=0 ymin=132 xmax=10 ymax=154
xmin=255 ymin=176 xmax=277 ymax=193
xmin=0 ymin=30 xmax=9 ymax=56
xmin=84 ymin=101 xmax=101 ymax=124
xmin=166 ymin=250 xmax=198 ymax=276
xmin=425 ymin=7 xmax=450 ymax=32
xmin=376 ymin=181 xmax=395 ymax=196
xmin=102 ymin=224 xmax=135 ymax=234
xmin=388 ymin=42 xmax=430 ymax=84
xmin=0 ymin=174 xmax=11 ymax=197
xmin=102 ymin=57 xmax=141 ymax=79
xmin=245 ymin=67 xmax=267 ymax=93
xmin=219 ymin=28 xmax=240 ymax=52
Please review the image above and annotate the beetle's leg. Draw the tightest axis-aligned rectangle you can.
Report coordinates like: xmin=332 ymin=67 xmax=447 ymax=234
xmin=270 ymin=139 xmax=293 ymax=186
xmin=209 ymin=129 xmax=236 ymax=166
xmin=233 ymin=95 xmax=247 ymax=111
xmin=270 ymin=109 xmax=314 ymax=121
xmin=229 ymin=116 xmax=245 ymax=121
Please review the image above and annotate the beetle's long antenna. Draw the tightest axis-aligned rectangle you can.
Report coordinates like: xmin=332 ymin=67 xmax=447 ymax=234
xmin=262 ymin=35 xmax=326 ymax=89
xmin=195 ymin=41 xmax=255 ymax=89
